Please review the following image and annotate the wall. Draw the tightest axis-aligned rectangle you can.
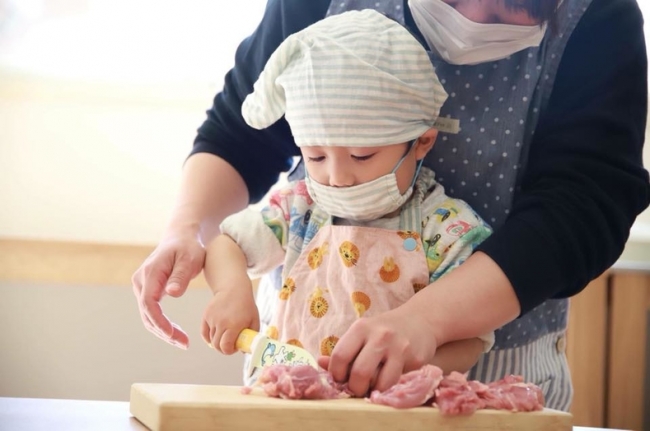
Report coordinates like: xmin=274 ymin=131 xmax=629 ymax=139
xmin=0 ymin=281 xmax=245 ymax=401
xmin=0 ymin=0 xmax=270 ymax=244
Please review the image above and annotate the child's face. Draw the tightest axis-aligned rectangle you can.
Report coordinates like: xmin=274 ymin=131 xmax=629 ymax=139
xmin=301 ymin=129 xmax=437 ymax=194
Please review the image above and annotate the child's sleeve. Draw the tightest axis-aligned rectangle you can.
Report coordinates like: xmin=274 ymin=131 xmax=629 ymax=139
xmin=423 ymin=202 xmax=495 ymax=352
xmin=220 ymin=182 xmax=305 ymax=278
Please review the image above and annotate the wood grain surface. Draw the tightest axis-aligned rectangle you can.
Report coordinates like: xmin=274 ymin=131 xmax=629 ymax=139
xmin=130 ymin=383 xmax=573 ymax=431
xmin=566 ymin=274 xmax=608 ymax=427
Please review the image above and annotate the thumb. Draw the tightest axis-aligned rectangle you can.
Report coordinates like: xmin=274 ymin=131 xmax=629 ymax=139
xmin=165 ymin=256 xmax=194 ymax=297
xmin=165 ymin=253 xmax=204 ymax=298
xmin=317 ymin=356 xmax=331 ymax=371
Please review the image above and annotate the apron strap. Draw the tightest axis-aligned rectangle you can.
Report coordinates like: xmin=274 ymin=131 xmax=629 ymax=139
xmin=398 ymin=180 xmax=424 ymax=234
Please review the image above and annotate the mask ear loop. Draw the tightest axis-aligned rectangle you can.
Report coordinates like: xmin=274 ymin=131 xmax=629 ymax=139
xmin=411 ymin=157 xmax=425 ymax=187
xmin=391 ymin=139 xmax=424 ymax=190
xmin=391 ymin=139 xmax=418 ymax=173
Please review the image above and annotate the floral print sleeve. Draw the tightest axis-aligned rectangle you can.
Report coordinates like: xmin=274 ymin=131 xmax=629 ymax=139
xmin=219 ymin=180 xmax=316 ymax=277
xmin=422 ymin=199 xmax=493 ymax=282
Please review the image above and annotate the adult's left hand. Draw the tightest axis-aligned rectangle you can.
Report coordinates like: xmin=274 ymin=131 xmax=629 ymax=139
xmin=318 ymin=305 xmax=439 ymax=397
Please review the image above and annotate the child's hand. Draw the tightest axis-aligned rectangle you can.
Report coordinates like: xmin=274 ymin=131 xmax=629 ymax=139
xmin=201 ymin=284 xmax=259 ymax=355
xmin=319 ymin=305 xmax=438 ymax=397
xmin=201 ymin=234 xmax=259 ymax=354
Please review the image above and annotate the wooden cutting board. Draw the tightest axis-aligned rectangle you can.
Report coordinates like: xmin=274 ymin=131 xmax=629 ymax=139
xmin=130 ymin=384 xmax=573 ymax=431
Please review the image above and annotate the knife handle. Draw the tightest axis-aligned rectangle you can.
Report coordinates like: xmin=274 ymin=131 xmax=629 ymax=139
xmin=235 ymin=329 xmax=259 ymax=354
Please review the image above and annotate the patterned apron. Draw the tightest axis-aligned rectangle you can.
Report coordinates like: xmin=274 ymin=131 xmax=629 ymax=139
xmin=267 ymin=196 xmax=430 ymax=356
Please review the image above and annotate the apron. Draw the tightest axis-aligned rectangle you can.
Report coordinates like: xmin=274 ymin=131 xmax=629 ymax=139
xmin=252 ymin=0 xmax=592 ymax=411
xmin=268 ymin=189 xmax=430 ymax=360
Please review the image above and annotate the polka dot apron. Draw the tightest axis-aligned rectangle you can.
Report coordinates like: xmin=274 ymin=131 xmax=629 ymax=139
xmin=251 ymin=0 xmax=594 ymax=411
xmin=267 ymin=192 xmax=429 ymax=359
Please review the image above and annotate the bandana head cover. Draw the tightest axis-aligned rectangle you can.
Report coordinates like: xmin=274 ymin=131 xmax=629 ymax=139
xmin=241 ymin=9 xmax=448 ymax=148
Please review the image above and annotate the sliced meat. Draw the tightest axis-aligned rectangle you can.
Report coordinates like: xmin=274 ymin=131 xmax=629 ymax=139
xmin=434 ymin=372 xmax=485 ymax=415
xmin=244 ymin=364 xmax=545 ymax=415
xmin=479 ymin=375 xmax=545 ymax=412
xmin=255 ymin=365 xmax=347 ymax=400
xmin=368 ymin=365 xmax=444 ymax=409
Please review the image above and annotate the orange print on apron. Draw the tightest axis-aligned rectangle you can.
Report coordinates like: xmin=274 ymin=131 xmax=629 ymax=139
xmin=269 ymin=195 xmax=430 ymax=358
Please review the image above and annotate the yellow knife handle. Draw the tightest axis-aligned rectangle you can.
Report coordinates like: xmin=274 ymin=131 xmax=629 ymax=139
xmin=235 ymin=329 xmax=259 ymax=354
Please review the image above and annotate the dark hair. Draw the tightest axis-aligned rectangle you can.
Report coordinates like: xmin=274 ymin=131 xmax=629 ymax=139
xmin=504 ymin=0 xmax=561 ymax=32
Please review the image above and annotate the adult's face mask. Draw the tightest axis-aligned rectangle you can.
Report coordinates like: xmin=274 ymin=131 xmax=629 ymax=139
xmin=407 ymin=0 xmax=547 ymax=65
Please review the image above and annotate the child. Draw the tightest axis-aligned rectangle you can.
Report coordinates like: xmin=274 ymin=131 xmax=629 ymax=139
xmin=200 ymin=9 xmax=494 ymax=390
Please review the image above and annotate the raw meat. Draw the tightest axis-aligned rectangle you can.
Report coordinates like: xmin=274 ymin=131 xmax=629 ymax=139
xmin=434 ymin=371 xmax=485 ymax=415
xmin=245 ymin=364 xmax=545 ymax=415
xmin=479 ymin=375 xmax=545 ymax=412
xmin=254 ymin=364 xmax=349 ymax=400
xmin=368 ymin=365 xmax=444 ymax=408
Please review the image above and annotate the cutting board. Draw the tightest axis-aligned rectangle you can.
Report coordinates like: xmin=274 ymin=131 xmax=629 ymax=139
xmin=130 ymin=384 xmax=573 ymax=431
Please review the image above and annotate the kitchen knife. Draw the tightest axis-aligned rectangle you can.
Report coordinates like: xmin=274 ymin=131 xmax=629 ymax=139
xmin=235 ymin=329 xmax=319 ymax=377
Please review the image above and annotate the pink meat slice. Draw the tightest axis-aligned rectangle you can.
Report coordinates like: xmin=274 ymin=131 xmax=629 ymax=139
xmin=368 ymin=365 xmax=444 ymax=409
xmin=244 ymin=364 xmax=545 ymax=414
xmin=478 ymin=375 xmax=545 ymax=412
xmin=434 ymin=372 xmax=485 ymax=415
xmin=254 ymin=365 xmax=347 ymax=400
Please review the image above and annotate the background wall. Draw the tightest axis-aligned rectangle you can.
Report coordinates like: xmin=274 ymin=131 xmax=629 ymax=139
xmin=0 ymin=282 xmax=246 ymax=401
xmin=1 ymin=0 xmax=650 ymax=403
xmin=0 ymin=0 xmax=271 ymax=244
xmin=0 ymin=0 xmax=267 ymax=401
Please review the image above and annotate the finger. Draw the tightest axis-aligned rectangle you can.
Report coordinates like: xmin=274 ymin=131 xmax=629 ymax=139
xmin=141 ymin=296 xmax=175 ymax=339
xmin=317 ymin=356 xmax=330 ymax=370
xmin=201 ymin=319 xmax=213 ymax=347
xmin=346 ymin=343 xmax=385 ymax=397
xmin=165 ymin=251 xmax=199 ymax=298
xmin=139 ymin=310 xmax=186 ymax=349
xmin=210 ymin=324 xmax=225 ymax=354
xmin=328 ymin=325 xmax=366 ymax=383
xmin=250 ymin=314 xmax=261 ymax=333
xmin=134 ymin=274 xmax=155 ymax=332
xmin=142 ymin=308 xmax=189 ymax=349
xmin=219 ymin=328 xmax=240 ymax=355
xmin=169 ymin=322 xmax=189 ymax=349
xmin=131 ymin=269 xmax=144 ymax=297
xmin=373 ymin=357 xmax=404 ymax=393
xmin=140 ymin=261 xmax=175 ymax=338
xmin=139 ymin=308 xmax=166 ymax=339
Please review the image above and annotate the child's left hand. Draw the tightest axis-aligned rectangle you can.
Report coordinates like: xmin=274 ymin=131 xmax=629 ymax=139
xmin=318 ymin=304 xmax=439 ymax=397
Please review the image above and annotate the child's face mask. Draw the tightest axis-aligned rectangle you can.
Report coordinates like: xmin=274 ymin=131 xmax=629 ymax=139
xmin=305 ymin=142 xmax=424 ymax=221
xmin=408 ymin=0 xmax=547 ymax=65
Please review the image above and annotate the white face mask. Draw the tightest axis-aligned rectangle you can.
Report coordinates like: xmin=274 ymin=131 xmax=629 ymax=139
xmin=305 ymin=146 xmax=424 ymax=222
xmin=407 ymin=0 xmax=547 ymax=65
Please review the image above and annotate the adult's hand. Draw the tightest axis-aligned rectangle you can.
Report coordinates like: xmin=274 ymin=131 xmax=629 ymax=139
xmin=132 ymin=231 xmax=205 ymax=349
xmin=130 ymin=153 xmax=251 ymax=349
xmin=319 ymin=305 xmax=437 ymax=397
xmin=319 ymin=252 xmax=521 ymax=396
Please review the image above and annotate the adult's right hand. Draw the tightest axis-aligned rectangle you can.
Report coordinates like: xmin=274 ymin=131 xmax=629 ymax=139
xmin=132 ymin=232 xmax=206 ymax=349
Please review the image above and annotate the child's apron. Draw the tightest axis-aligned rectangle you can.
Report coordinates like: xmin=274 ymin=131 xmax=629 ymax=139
xmin=268 ymin=192 xmax=430 ymax=356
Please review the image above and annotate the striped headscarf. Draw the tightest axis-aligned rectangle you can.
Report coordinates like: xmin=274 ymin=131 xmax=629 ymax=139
xmin=241 ymin=9 xmax=448 ymax=148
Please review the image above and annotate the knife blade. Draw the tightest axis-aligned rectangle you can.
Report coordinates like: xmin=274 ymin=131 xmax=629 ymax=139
xmin=235 ymin=329 xmax=319 ymax=377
